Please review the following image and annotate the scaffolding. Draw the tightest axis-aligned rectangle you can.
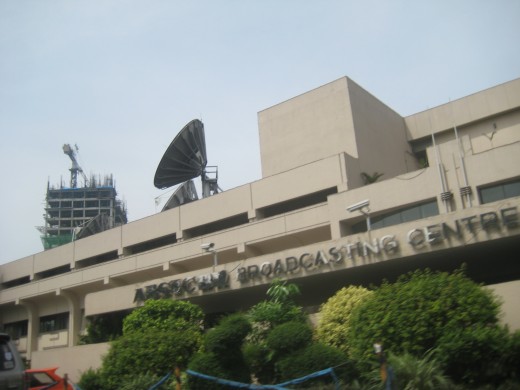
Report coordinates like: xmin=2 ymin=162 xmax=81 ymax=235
xmin=38 ymin=174 xmax=127 ymax=250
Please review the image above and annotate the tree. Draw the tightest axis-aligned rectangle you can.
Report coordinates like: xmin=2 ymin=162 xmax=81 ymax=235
xmin=276 ymin=343 xmax=349 ymax=384
xmin=435 ymin=325 xmax=520 ymax=386
xmin=82 ymin=299 xmax=205 ymax=390
xmin=267 ymin=278 xmax=300 ymax=304
xmin=244 ymin=280 xmax=307 ymax=383
xmin=316 ymin=285 xmax=373 ymax=355
xmin=348 ymin=268 xmax=501 ymax=370
xmin=187 ymin=313 xmax=252 ymax=389
xmin=243 ymin=279 xmax=351 ymax=385
xmin=101 ymin=328 xmax=201 ymax=390
xmin=122 ymin=298 xmax=203 ymax=334
xmin=387 ymin=351 xmax=453 ymax=390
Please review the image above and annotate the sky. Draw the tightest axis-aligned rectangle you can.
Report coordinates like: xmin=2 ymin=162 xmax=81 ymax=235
xmin=1 ymin=1 xmax=519 ymax=265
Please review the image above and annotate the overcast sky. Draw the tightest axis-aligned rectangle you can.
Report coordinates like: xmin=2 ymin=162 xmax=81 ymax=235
xmin=1 ymin=1 xmax=519 ymax=265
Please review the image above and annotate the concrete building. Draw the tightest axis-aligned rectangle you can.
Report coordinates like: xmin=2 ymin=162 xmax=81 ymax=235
xmin=40 ymin=175 xmax=127 ymax=250
xmin=1 ymin=76 xmax=519 ymax=380
xmin=38 ymin=144 xmax=127 ymax=251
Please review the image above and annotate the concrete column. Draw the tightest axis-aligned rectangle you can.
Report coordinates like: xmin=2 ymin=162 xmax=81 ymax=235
xmin=56 ymin=289 xmax=82 ymax=347
xmin=15 ymin=299 xmax=38 ymax=362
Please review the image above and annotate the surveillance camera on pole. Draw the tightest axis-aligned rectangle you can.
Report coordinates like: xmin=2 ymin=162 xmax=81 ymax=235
xmin=200 ymin=242 xmax=215 ymax=251
xmin=201 ymin=243 xmax=218 ymax=270
xmin=346 ymin=199 xmax=371 ymax=231
xmin=346 ymin=199 xmax=370 ymax=212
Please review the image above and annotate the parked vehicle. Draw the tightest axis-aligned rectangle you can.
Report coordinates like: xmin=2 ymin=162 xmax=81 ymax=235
xmin=26 ymin=367 xmax=75 ymax=390
xmin=0 ymin=332 xmax=27 ymax=390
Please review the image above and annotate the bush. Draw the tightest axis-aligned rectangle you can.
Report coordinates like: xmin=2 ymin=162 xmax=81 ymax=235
xmin=348 ymin=268 xmax=501 ymax=369
xmin=101 ymin=328 xmax=202 ymax=390
xmin=275 ymin=343 xmax=349 ymax=384
xmin=504 ymin=330 xmax=520 ymax=382
xmin=122 ymin=299 xmax=204 ymax=334
xmin=436 ymin=325 xmax=518 ymax=386
xmin=266 ymin=321 xmax=313 ymax=357
xmin=187 ymin=313 xmax=251 ymax=388
xmin=118 ymin=372 xmax=172 ymax=390
xmin=187 ymin=352 xmax=229 ymax=390
xmin=388 ymin=351 xmax=453 ymax=390
xmin=205 ymin=313 xmax=251 ymax=356
xmin=316 ymin=285 xmax=373 ymax=355
xmin=249 ymin=300 xmax=306 ymax=327
xmin=243 ymin=343 xmax=274 ymax=384
xmin=77 ymin=368 xmax=105 ymax=390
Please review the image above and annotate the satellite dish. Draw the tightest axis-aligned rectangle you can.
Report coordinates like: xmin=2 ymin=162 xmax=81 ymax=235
xmin=162 ymin=179 xmax=198 ymax=211
xmin=154 ymin=119 xmax=207 ymax=189
xmin=154 ymin=119 xmax=222 ymax=210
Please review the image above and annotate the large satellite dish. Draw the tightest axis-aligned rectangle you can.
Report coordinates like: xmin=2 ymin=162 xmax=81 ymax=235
xmin=154 ymin=119 xmax=221 ymax=211
xmin=154 ymin=119 xmax=207 ymax=189
xmin=161 ymin=179 xmax=198 ymax=211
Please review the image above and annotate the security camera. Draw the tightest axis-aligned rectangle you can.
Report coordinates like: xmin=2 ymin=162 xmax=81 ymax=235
xmin=346 ymin=199 xmax=370 ymax=213
xmin=201 ymin=243 xmax=215 ymax=251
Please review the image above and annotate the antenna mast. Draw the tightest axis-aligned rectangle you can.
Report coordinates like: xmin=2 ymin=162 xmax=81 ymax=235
xmin=63 ymin=144 xmax=88 ymax=188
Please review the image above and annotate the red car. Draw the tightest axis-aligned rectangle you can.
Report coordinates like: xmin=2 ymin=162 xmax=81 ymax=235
xmin=26 ymin=367 xmax=76 ymax=390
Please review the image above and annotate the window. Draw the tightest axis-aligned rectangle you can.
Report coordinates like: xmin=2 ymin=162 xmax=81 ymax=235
xmin=352 ymin=200 xmax=439 ymax=233
xmin=3 ymin=320 xmax=28 ymax=340
xmin=39 ymin=313 xmax=68 ymax=333
xmin=479 ymin=179 xmax=520 ymax=204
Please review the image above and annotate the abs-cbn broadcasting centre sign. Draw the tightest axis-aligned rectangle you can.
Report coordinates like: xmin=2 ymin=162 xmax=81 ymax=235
xmin=134 ymin=206 xmax=518 ymax=302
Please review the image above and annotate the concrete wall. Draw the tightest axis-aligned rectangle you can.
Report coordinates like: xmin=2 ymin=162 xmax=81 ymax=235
xmin=488 ymin=280 xmax=520 ymax=331
xmin=405 ymin=78 xmax=520 ymax=140
xmin=31 ymin=342 xmax=110 ymax=383
xmin=258 ymin=77 xmax=356 ymax=177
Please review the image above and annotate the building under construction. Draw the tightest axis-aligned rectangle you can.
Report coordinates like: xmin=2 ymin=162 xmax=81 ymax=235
xmin=38 ymin=144 xmax=127 ymax=250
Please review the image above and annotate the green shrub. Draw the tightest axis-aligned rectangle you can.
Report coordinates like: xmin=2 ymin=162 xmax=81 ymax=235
xmin=436 ymin=325 xmax=517 ymax=386
xmin=248 ymin=300 xmax=306 ymax=327
xmin=101 ymin=328 xmax=202 ymax=390
xmin=123 ymin=299 xmax=204 ymax=334
xmin=275 ymin=343 xmax=349 ymax=383
xmin=348 ymin=268 xmax=500 ymax=369
xmin=266 ymin=321 xmax=313 ymax=357
xmin=388 ymin=351 xmax=453 ymax=390
xmin=316 ymin=285 xmax=373 ymax=355
xmin=187 ymin=352 xmax=229 ymax=390
xmin=205 ymin=313 xmax=251 ymax=356
xmin=188 ymin=313 xmax=251 ymax=387
xmin=77 ymin=368 xmax=105 ymax=390
xmin=266 ymin=278 xmax=301 ymax=304
xmin=118 ymin=372 xmax=172 ymax=390
xmin=504 ymin=330 xmax=520 ymax=382
xmin=243 ymin=343 xmax=274 ymax=384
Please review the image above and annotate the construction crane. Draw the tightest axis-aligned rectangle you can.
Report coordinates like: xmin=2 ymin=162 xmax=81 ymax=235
xmin=63 ymin=144 xmax=88 ymax=188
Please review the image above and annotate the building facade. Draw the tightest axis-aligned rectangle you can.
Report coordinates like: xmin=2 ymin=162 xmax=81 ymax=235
xmin=1 ymin=76 xmax=519 ymax=380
